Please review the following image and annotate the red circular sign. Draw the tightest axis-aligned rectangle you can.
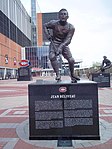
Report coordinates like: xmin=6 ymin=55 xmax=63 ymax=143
xmin=59 ymin=87 xmax=67 ymax=93
xmin=19 ymin=60 xmax=29 ymax=67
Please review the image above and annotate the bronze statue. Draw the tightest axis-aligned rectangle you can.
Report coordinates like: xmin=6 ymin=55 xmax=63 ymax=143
xmin=43 ymin=8 xmax=80 ymax=82
xmin=100 ymin=56 xmax=112 ymax=72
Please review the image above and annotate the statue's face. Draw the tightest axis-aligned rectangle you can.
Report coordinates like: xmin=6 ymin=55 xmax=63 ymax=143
xmin=103 ymin=56 xmax=107 ymax=59
xmin=59 ymin=10 xmax=68 ymax=22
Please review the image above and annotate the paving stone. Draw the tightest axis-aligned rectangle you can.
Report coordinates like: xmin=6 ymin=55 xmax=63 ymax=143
xmin=0 ymin=77 xmax=112 ymax=149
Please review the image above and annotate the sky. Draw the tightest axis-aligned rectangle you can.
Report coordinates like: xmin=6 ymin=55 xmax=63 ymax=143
xmin=22 ymin=0 xmax=112 ymax=68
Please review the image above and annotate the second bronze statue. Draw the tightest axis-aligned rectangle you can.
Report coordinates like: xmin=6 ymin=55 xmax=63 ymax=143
xmin=43 ymin=8 xmax=80 ymax=83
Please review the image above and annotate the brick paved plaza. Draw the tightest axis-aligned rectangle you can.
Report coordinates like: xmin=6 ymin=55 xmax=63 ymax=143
xmin=0 ymin=76 xmax=112 ymax=149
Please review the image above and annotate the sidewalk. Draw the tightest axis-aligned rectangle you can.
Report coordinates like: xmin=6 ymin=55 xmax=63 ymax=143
xmin=0 ymin=76 xmax=112 ymax=149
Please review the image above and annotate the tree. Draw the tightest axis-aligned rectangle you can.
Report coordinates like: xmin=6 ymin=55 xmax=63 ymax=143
xmin=92 ymin=62 xmax=101 ymax=69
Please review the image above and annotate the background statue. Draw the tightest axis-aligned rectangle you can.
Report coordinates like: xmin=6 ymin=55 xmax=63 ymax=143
xmin=100 ymin=56 xmax=112 ymax=72
xmin=44 ymin=8 xmax=80 ymax=83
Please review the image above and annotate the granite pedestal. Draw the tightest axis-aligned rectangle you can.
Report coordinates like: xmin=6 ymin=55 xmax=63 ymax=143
xmin=92 ymin=73 xmax=110 ymax=87
xmin=17 ymin=67 xmax=32 ymax=81
xmin=28 ymin=80 xmax=100 ymax=140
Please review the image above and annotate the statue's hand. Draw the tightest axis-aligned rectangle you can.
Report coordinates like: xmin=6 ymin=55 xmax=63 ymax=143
xmin=100 ymin=67 xmax=105 ymax=72
xmin=55 ymin=51 xmax=60 ymax=56
xmin=48 ymin=35 xmax=52 ymax=41
xmin=57 ymin=47 xmax=62 ymax=55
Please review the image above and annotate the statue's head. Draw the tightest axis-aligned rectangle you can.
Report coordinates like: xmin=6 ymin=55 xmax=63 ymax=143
xmin=59 ymin=9 xmax=69 ymax=22
xmin=103 ymin=56 xmax=107 ymax=59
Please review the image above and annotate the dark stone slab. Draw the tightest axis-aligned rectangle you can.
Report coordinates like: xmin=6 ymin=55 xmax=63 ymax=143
xmin=17 ymin=67 xmax=32 ymax=81
xmin=28 ymin=80 xmax=100 ymax=140
xmin=57 ymin=139 xmax=72 ymax=147
xmin=92 ymin=73 xmax=110 ymax=87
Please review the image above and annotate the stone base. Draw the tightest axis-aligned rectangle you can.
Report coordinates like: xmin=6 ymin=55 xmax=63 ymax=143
xmin=28 ymin=80 xmax=100 ymax=140
xmin=92 ymin=73 xmax=110 ymax=87
xmin=17 ymin=67 xmax=32 ymax=81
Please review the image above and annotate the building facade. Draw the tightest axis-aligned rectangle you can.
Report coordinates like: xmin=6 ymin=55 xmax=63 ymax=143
xmin=23 ymin=46 xmax=49 ymax=69
xmin=23 ymin=12 xmax=58 ymax=71
xmin=0 ymin=0 xmax=31 ymax=79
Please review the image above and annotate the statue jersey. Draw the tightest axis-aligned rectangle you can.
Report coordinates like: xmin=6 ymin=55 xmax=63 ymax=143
xmin=44 ymin=20 xmax=75 ymax=46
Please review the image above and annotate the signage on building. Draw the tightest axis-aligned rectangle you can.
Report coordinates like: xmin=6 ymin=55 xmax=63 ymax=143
xmin=19 ymin=60 xmax=30 ymax=67
xmin=14 ymin=57 xmax=17 ymax=65
xmin=5 ymin=54 xmax=8 ymax=64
